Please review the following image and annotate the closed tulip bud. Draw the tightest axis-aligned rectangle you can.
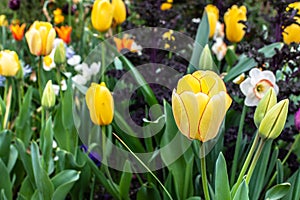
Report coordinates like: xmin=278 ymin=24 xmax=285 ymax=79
xmin=85 ymin=82 xmax=114 ymax=125
xmin=0 ymin=50 xmax=21 ymax=77
xmin=54 ymin=41 xmax=66 ymax=65
xmin=205 ymin=4 xmax=219 ymax=38
xmin=41 ymin=80 xmax=56 ymax=109
xmin=172 ymin=70 xmax=232 ymax=142
xmin=224 ymin=5 xmax=247 ymax=43
xmin=112 ymin=0 xmax=126 ymax=25
xmin=254 ymin=88 xmax=277 ymax=128
xmin=259 ymin=99 xmax=289 ymax=140
xmin=25 ymin=21 xmax=56 ymax=56
xmin=91 ymin=0 xmax=113 ymax=32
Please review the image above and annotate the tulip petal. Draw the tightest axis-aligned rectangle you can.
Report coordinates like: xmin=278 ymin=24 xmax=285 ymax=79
xmin=199 ymin=92 xmax=227 ymax=142
xmin=46 ymin=28 xmax=56 ymax=56
xmin=26 ymin=29 xmax=42 ymax=56
xmin=195 ymin=93 xmax=210 ymax=140
xmin=172 ymin=90 xmax=190 ymax=138
xmin=177 ymin=74 xmax=200 ymax=94
xmin=86 ymin=84 xmax=100 ymax=124
xmin=95 ymin=86 xmax=114 ymax=125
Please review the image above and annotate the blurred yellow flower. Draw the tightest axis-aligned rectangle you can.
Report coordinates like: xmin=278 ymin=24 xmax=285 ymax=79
xmin=0 ymin=15 xmax=8 ymax=26
xmin=112 ymin=0 xmax=126 ymax=25
xmin=10 ymin=23 xmax=26 ymax=41
xmin=25 ymin=21 xmax=56 ymax=56
xmin=172 ymin=70 xmax=232 ymax=142
xmin=205 ymin=4 xmax=219 ymax=38
xmin=0 ymin=50 xmax=21 ymax=77
xmin=224 ymin=5 xmax=247 ymax=43
xmin=91 ymin=0 xmax=114 ymax=32
xmin=85 ymin=82 xmax=114 ymax=125
xmin=160 ymin=1 xmax=172 ymax=11
xmin=283 ymin=2 xmax=300 ymax=44
xmin=53 ymin=8 xmax=65 ymax=24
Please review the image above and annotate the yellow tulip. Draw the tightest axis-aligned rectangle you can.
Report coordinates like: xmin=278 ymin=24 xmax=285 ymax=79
xmin=0 ymin=50 xmax=21 ymax=77
xmin=112 ymin=0 xmax=126 ymax=25
xmin=25 ymin=21 xmax=56 ymax=56
xmin=205 ymin=4 xmax=219 ymax=38
xmin=0 ymin=15 xmax=8 ymax=27
xmin=172 ymin=70 xmax=232 ymax=142
xmin=258 ymin=99 xmax=289 ymax=140
xmin=91 ymin=0 xmax=114 ymax=32
xmin=85 ymin=82 xmax=114 ymax=125
xmin=224 ymin=5 xmax=247 ymax=43
xmin=283 ymin=2 xmax=300 ymax=44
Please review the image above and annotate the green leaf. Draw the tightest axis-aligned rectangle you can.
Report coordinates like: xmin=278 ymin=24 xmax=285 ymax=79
xmin=30 ymin=142 xmax=54 ymax=200
xmin=215 ymin=153 xmax=231 ymax=200
xmin=18 ymin=176 xmax=34 ymax=200
xmin=283 ymin=169 xmax=300 ymax=200
xmin=15 ymin=87 xmax=33 ymax=145
xmin=136 ymin=183 xmax=161 ymax=200
xmin=1 ymin=189 xmax=8 ymax=200
xmin=119 ymin=160 xmax=132 ymax=200
xmin=7 ymin=145 xmax=18 ymax=173
xmin=233 ymin=180 xmax=249 ymax=200
xmin=265 ymin=183 xmax=290 ymax=200
xmin=225 ymin=48 xmax=238 ymax=67
xmin=199 ymin=44 xmax=218 ymax=73
xmin=186 ymin=197 xmax=201 ymax=200
xmin=41 ymin=117 xmax=54 ymax=173
xmin=0 ymin=130 xmax=12 ymax=165
xmin=188 ymin=11 xmax=209 ymax=73
xmin=51 ymin=170 xmax=80 ymax=200
xmin=276 ymin=160 xmax=284 ymax=184
xmin=62 ymin=79 xmax=75 ymax=132
xmin=258 ymin=42 xmax=283 ymax=57
xmin=0 ymin=159 xmax=12 ymax=200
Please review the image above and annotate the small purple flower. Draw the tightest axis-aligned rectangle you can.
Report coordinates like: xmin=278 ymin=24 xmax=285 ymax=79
xmin=66 ymin=47 xmax=75 ymax=59
xmin=23 ymin=64 xmax=32 ymax=77
xmin=295 ymin=109 xmax=300 ymax=132
xmin=0 ymin=76 xmax=6 ymax=87
xmin=8 ymin=0 xmax=21 ymax=11
xmin=81 ymin=145 xmax=101 ymax=166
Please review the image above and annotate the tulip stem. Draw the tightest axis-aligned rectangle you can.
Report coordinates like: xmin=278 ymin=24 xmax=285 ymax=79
xmin=112 ymin=132 xmax=174 ymax=200
xmin=245 ymin=138 xmax=265 ymax=184
xmin=200 ymin=147 xmax=210 ymax=200
xmin=232 ymin=132 xmax=259 ymax=196
xmin=230 ymin=104 xmax=247 ymax=186
xmin=38 ymin=56 xmax=43 ymax=99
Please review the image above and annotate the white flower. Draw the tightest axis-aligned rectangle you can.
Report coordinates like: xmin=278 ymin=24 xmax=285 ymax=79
xmin=213 ymin=21 xmax=225 ymax=39
xmin=131 ymin=42 xmax=143 ymax=55
xmin=71 ymin=62 xmax=101 ymax=86
xmin=43 ymin=50 xmax=56 ymax=71
xmin=72 ymin=74 xmax=87 ymax=85
xmin=67 ymin=55 xmax=81 ymax=66
xmin=212 ymin=37 xmax=227 ymax=61
xmin=240 ymin=68 xmax=279 ymax=106
xmin=52 ymin=79 xmax=67 ymax=95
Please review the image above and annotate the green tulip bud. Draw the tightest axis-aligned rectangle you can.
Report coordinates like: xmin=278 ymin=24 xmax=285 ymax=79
xmin=258 ymin=99 xmax=289 ymax=140
xmin=54 ymin=41 xmax=66 ymax=65
xmin=41 ymin=80 xmax=56 ymax=109
xmin=254 ymin=88 xmax=277 ymax=128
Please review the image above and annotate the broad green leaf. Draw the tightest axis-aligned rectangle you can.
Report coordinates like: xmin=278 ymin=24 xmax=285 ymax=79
xmin=188 ymin=11 xmax=209 ymax=73
xmin=233 ymin=180 xmax=249 ymax=200
xmin=186 ymin=197 xmax=201 ymax=200
xmin=51 ymin=170 xmax=80 ymax=200
xmin=225 ymin=48 xmax=238 ymax=67
xmin=41 ymin=117 xmax=54 ymax=173
xmin=0 ymin=160 xmax=12 ymax=200
xmin=283 ymin=169 xmax=300 ymax=200
xmin=30 ymin=142 xmax=54 ymax=200
xmin=15 ymin=87 xmax=33 ymax=145
xmin=0 ymin=130 xmax=12 ymax=165
xmin=119 ymin=160 xmax=132 ymax=200
xmin=276 ymin=160 xmax=284 ymax=184
xmin=264 ymin=148 xmax=279 ymax=187
xmin=7 ymin=145 xmax=18 ymax=173
xmin=265 ymin=183 xmax=290 ymax=200
xmin=62 ymin=79 xmax=75 ymax=132
xmin=215 ymin=153 xmax=231 ymax=200
xmin=136 ymin=183 xmax=161 ymax=200
xmin=258 ymin=43 xmax=284 ymax=57
xmin=199 ymin=44 xmax=218 ymax=73
xmin=1 ymin=189 xmax=8 ymax=200
xmin=18 ymin=176 xmax=34 ymax=200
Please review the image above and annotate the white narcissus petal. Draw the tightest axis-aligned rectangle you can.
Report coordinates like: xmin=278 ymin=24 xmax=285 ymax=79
xmin=249 ymin=68 xmax=262 ymax=85
xmin=239 ymin=78 xmax=252 ymax=96
xmin=245 ymin=92 xmax=260 ymax=106
xmin=72 ymin=74 xmax=87 ymax=85
xmin=261 ymin=70 xmax=276 ymax=84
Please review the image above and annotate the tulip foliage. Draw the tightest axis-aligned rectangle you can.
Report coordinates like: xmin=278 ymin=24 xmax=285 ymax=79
xmin=0 ymin=1 xmax=300 ymax=200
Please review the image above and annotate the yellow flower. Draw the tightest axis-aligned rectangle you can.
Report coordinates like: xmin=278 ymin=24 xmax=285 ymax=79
xmin=85 ymin=82 xmax=114 ymax=125
xmin=91 ymin=0 xmax=114 ymax=32
xmin=205 ymin=4 xmax=219 ymax=38
xmin=53 ymin=8 xmax=65 ymax=25
xmin=0 ymin=50 xmax=21 ymax=77
xmin=0 ymin=15 xmax=8 ymax=27
xmin=172 ymin=70 xmax=232 ymax=142
xmin=283 ymin=2 xmax=300 ymax=44
xmin=258 ymin=99 xmax=289 ymax=140
xmin=112 ymin=0 xmax=126 ymax=25
xmin=25 ymin=21 xmax=56 ymax=56
xmin=224 ymin=5 xmax=247 ymax=43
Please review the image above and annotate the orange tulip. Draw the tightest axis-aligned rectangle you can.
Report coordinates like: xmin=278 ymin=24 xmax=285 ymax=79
xmin=10 ymin=23 xmax=26 ymax=41
xmin=55 ymin=26 xmax=72 ymax=44
xmin=113 ymin=36 xmax=134 ymax=52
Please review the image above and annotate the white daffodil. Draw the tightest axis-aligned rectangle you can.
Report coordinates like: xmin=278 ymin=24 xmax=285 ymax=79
xmin=67 ymin=55 xmax=81 ymax=66
xmin=240 ymin=68 xmax=279 ymax=106
xmin=52 ymin=79 xmax=67 ymax=95
xmin=43 ymin=49 xmax=56 ymax=71
xmin=212 ymin=37 xmax=227 ymax=61
xmin=213 ymin=21 xmax=225 ymax=39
